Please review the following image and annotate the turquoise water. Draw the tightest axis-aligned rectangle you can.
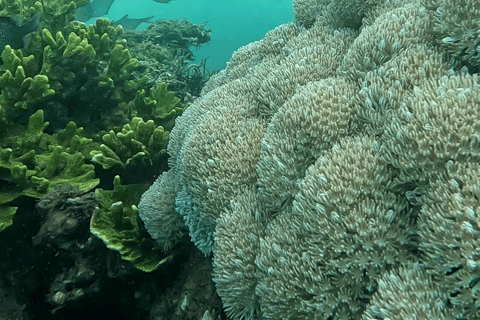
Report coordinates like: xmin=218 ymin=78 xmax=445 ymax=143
xmin=90 ymin=0 xmax=294 ymax=71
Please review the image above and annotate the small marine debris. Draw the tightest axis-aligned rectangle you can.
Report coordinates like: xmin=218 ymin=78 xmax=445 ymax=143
xmin=153 ymin=0 xmax=173 ymax=3
xmin=200 ymin=310 xmax=214 ymax=320
xmin=175 ymin=291 xmax=190 ymax=315
xmin=114 ymin=14 xmax=154 ymax=30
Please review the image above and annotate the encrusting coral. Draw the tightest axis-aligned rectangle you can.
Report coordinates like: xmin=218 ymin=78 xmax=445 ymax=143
xmin=139 ymin=0 xmax=480 ymax=318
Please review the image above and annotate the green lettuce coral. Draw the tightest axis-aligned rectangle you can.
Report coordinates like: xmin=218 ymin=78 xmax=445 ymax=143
xmin=0 ymin=206 xmax=17 ymax=232
xmin=37 ymin=19 xmax=146 ymax=133
xmin=0 ymin=110 xmax=99 ymax=231
xmin=0 ymin=0 xmax=189 ymax=276
xmin=90 ymin=116 xmax=169 ymax=176
xmin=131 ymin=82 xmax=184 ymax=130
xmin=0 ymin=13 xmax=152 ymax=135
xmin=90 ymin=175 xmax=171 ymax=272
xmin=0 ymin=46 xmax=55 ymax=135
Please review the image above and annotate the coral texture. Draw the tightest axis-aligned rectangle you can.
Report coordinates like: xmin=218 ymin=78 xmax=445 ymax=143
xmin=432 ymin=0 xmax=480 ymax=68
xmin=140 ymin=0 xmax=480 ymax=319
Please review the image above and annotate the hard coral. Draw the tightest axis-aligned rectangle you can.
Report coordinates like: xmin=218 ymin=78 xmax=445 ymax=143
xmin=124 ymin=18 xmax=213 ymax=98
xmin=0 ymin=110 xmax=99 ymax=230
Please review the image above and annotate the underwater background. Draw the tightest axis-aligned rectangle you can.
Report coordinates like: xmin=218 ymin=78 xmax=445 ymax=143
xmin=91 ymin=0 xmax=294 ymax=70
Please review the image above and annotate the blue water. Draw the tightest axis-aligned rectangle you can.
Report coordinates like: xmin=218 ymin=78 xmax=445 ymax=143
xmin=88 ymin=0 xmax=294 ymax=71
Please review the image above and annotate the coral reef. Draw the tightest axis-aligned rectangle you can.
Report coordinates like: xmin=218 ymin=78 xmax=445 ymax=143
xmin=139 ymin=0 xmax=480 ymax=319
xmin=0 ymin=0 xmax=192 ymax=233
xmin=0 ymin=45 xmax=55 ymax=135
xmin=131 ymin=82 xmax=184 ymax=131
xmin=90 ymin=116 xmax=170 ymax=181
xmin=0 ymin=16 xmax=140 ymax=134
xmin=38 ymin=19 xmax=143 ymax=133
xmin=0 ymin=0 xmax=213 ymax=317
xmin=0 ymin=110 xmax=99 ymax=229
xmin=124 ymin=19 xmax=214 ymax=98
xmin=90 ymin=175 xmax=169 ymax=272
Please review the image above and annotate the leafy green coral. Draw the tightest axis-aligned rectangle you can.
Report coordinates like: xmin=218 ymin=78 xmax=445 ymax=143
xmin=0 ymin=15 xmax=152 ymax=135
xmin=0 ymin=46 xmax=55 ymax=135
xmin=91 ymin=175 xmax=171 ymax=272
xmin=0 ymin=0 xmax=40 ymax=19
xmin=0 ymin=206 xmax=17 ymax=232
xmin=91 ymin=116 xmax=169 ymax=167
xmin=36 ymin=19 xmax=146 ymax=133
xmin=0 ymin=0 xmax=88 ymax=34
xmin=90 ymin=117 xmax=169 ymax=184
xmin=56 ymin=120 xmax=96 ymax=156
xmin=0 ymin=110 xmax=99 ymax=230
xmin=131 ymin=82 xmax=184 ymax=130
xmin=0 ymin=0 xmax=191 ymax=274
